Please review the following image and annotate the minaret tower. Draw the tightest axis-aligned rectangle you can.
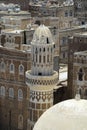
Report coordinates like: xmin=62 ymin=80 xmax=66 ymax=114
xmin=26 ymin=25 xmax=58 ymax=130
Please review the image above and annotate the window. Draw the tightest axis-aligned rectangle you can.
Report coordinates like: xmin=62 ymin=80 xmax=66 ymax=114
xmin=18 ymin=114 xmax=23 ymax=129
xmin=65 ymin=10 xmax=68 ymax=17
xmin=0 ymin=86 xmax=5 ymax=96
xmin=43 ymin=56 xmax=45 ymax=63
xmin=63 ymin=53 xmax=65 ymax=58
xmin=18 ymin=89 xmax=23 ymax=101
xmin=69 ymin=10 xmax=72 ymax=16
xmin=39 ymin=55 xmax=41 ymax=63
xmin=6 ymin=37 xmax=9 ymax=42
xmin=0 ymin=61 xmax=5 ymax=72
xmin=62 ymin=37 xmax=66 ymax=45
xmin=54 ymin=44 xmax=55 ymax=48
xmin=9 ymin=63 xmax=15 ymax=73
xmin=47 ymin=37 xmax=49 ymax=44
xmin=53 ymin=27 xmax=56 ymax=35
xmin=51 ymin=47 xmax=53 ymax=52
xmin=78 ymin=68 xmax=84 ymax=81
xmin=19 ymin=64 xmax=24 ymax=75
xmin=9 ymin=88 xmax=14 ymax=98
xmin=39 ymin=48 xmax=41 ymax=52
xmin=43 ymin=48 xmax=45 ymax=52
xmin=35 ymin=48 xmax=38 ymax=54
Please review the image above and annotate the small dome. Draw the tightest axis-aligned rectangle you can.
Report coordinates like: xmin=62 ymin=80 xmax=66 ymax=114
xmin=33 ymin=99 xmax=87 ymax=130
xmin=32 ymin=25 xmax=54 ymax=44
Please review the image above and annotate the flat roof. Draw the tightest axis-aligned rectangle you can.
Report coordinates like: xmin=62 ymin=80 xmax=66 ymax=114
xmin=74 ymin=51 xmax=87 ymax=56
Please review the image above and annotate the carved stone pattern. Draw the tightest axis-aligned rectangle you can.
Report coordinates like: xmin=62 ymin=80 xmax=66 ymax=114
xmin=30 ymin=90 xmax=53 ymax=102
xmin=26 ymin=77 xmax=58 ymax=86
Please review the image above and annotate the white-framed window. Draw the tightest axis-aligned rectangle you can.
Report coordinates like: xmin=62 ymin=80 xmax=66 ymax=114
xmin=9 ymin=88 xmax=14 ymax=98
xmin=9 ymin=63 xmax=15 ymax=73
xmin=18 ymin=114 xmax=23 ymax=129
xmin=0 ymin=86 xmax=5 ymax=96
xmin=0 ymin=61 xmax=5 ymax=72
xmin=18 ymin=89 xmax=23 ymax=101
xmin=19 ymin=64 xmax=24 ymax=75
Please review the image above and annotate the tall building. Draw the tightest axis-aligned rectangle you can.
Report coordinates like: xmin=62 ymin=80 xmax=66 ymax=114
xmin=73 ymin=51 xmax=87 ymax=99
xmin=0 ymin=46 xmax=31 ymax=130
xmin=74 ymin=0 xmax=87 ymax=24
xmin=26 ymin=25 xmax=58 ymax=130
xmin=68 ymin=32 xmax=87 ymax=98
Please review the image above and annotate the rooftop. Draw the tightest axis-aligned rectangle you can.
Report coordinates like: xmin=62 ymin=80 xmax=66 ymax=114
xmin=74 ymin=51 xmax=87 ymax=56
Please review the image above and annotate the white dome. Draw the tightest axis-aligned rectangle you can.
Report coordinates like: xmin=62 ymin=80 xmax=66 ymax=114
xmin=32 ymin=25 xmax=54 ymax=44
xmin=33 ymin=99 xmax=87 ymax=130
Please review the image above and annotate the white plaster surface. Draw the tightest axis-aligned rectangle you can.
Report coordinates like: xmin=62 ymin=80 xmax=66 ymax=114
xmin=33 ymin=99 xmax=87 ymax=130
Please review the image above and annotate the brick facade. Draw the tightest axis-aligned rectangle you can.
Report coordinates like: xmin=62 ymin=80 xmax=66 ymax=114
xmin=0 ymin=47 xmax=31 ymax=130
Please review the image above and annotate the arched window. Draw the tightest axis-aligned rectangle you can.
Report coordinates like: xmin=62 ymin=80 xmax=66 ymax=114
xmin=9 ymin=63 xmax=15 ymax=73
xmin=0 ymin=61 xmax=5 ymax=72
xmin=0 ymin=86 xmax=5 ymax=96
xmin=9 ymin=88 xmax=14 ymax=98
xmin=47 ymin=37 xmax=49 ymax=44
xmin=78 ymin=68 xmax=84 ymax=81
xmin=39 ymin=55 xmax=41 ymax=63
xmin=19 ymin=64 xmax=24 ymax=75
xmin=18 ymin=114 xmax=23 ymax=129
xmin=18 ymin=89 xmax=23 ymax=101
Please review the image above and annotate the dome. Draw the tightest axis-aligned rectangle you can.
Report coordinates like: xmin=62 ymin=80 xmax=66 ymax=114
xmin=33 ymin=99 xmax=87 ymax=130
xmin=32 ymin=25 xmax=54 ymax=44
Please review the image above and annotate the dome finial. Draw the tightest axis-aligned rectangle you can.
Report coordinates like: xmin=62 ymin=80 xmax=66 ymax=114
xmin=75 ymin=88 xmax=81 ymax=100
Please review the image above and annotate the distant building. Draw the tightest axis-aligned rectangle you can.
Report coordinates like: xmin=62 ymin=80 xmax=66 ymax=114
xmin=29 ymin=0 xmax=74 ymax=17
xmin=1 ymin=15 xmax=32 ymax=30
xmin=0 ymin=46 xmax=31 ymax=130
xmin=1 ymin=0 xmax=29 ymax=10
xmin=59 ymin=25 xmax=86 ymax=63
xmin=0 ymin=29 xmax=24 ymax=49
xmin=68 ymin=32 xmax=87 ymax=98
xmin=74 ymin=0 xmax=87 ymax=24
xmin=73 ymin=51 xmax=87 ymax=99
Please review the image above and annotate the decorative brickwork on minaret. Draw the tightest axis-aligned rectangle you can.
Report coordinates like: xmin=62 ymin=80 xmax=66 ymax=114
xmin=26 ymin=25 xmax=58 ymax=130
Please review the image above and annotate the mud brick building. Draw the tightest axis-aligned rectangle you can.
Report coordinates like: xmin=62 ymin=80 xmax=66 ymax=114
xmin=0 ymin=46 xmax=31 ymax=130
xmin=68 ymin=32 xmax=87 ymax=98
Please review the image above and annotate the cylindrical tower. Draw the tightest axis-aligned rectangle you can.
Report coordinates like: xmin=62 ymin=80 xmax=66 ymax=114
xmin=26 ymin=25 xmax=58 ymax=130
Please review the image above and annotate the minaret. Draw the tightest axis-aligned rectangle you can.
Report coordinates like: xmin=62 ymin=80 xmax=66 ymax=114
xmin=26 ymin=25 xmax=58 ymax=130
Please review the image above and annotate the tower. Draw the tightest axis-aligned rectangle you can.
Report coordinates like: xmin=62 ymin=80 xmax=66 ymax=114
xmin=26 ymin=25 xmax=58 ymax=130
